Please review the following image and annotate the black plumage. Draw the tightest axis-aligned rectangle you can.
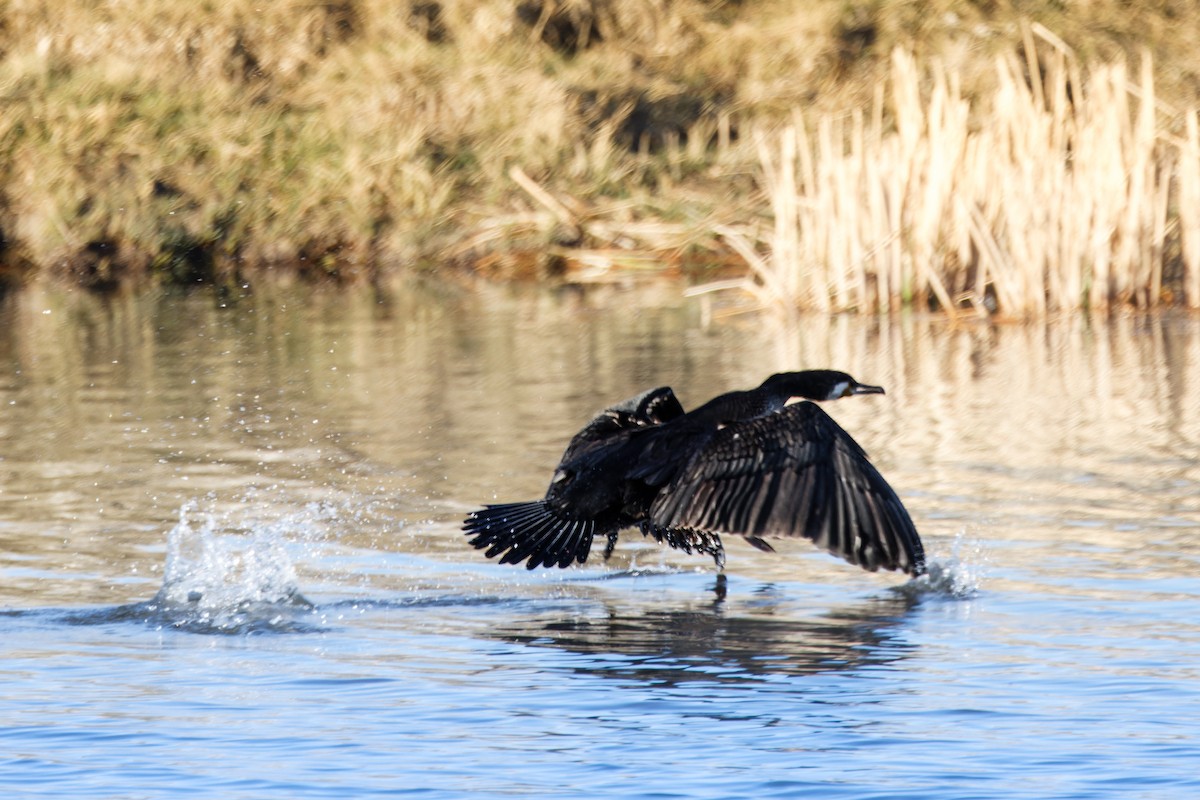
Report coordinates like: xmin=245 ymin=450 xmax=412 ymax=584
xmin=464 ymin=370 xmax=925 ymax=576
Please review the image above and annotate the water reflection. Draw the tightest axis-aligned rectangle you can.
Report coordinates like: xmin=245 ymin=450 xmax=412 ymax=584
xmin=2 ymin=286 xmax=1199 ymax=800
xmin=0 ymin=285 xmax=1197 ymax=604
xmin=489 ymin=587 xmax=920 ymax=684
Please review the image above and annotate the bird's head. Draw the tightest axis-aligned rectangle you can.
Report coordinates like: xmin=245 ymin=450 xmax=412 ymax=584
xmin=761 ymin=370 xmax=885 ymax=402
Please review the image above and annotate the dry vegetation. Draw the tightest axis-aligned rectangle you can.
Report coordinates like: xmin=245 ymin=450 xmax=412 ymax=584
xmin=720 ymin=30 xmax=1200 ymax=316
xmin=1 ymin=0 xmax=1198 ymax=314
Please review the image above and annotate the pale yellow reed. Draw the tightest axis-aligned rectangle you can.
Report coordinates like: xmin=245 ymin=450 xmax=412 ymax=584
xmin=747 ymin=42 xmax=1197 ymax=316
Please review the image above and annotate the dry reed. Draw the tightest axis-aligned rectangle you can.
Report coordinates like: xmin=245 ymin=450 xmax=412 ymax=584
xmin=739 ymin=34 xmax=1198 ymax=316
xmin=3 ymin=2 xmax=1200 ymax=308
xmin=1182 ymin=110 xmax=1200 ymax=308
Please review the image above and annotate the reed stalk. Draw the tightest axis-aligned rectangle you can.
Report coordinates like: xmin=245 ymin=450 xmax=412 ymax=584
xmin=744 ymin=40 xmax=1195 ymax=316
xmin=1182 ymin=110 xmax=1200 ymax=308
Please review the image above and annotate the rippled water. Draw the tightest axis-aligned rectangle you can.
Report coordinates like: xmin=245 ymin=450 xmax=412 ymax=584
xmin=1 ymin=285 xmax=1198 ymax=799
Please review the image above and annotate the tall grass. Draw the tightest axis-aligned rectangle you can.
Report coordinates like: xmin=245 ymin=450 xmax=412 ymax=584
xmin=1182 ymin=110 xmax=1200 ymax=309
xmin=3 ymin=2 xmax=1200 ymax=309
xmin=742 ymin=34 xmax=1199 ymax=316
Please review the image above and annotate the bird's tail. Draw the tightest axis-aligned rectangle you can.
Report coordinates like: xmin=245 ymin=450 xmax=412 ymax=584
xmin=463 ymin=501 xmax=598 ymax=570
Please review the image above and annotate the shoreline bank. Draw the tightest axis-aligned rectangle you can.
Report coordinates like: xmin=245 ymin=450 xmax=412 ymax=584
xmin=2 ymin=2 xmax=1198 ymax=314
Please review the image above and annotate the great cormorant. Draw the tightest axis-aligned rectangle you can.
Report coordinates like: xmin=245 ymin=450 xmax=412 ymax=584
xmin=464 ymin=370 xmax=925 ymax=576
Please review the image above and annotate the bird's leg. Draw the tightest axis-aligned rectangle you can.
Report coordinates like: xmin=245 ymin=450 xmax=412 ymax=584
xmin=711 ymin=542 xmax=726 ymax=570
xmin=640 ymin=522 xmax=727 ymax=568
xmin=690 ymin=530 xmax=725 ymax=570
xmin=602 ymin=531 xmax=619 ymax=560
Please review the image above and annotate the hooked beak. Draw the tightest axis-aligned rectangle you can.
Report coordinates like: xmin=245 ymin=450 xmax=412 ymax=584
xmin=850 ymin=382 xmax=885 ymax=396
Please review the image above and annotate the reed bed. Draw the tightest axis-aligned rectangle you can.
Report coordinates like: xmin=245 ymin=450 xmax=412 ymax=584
xmin=738 ymin=35 xmax=1200 ymax=316
xmin=3 ymin=2 xmax=1200 ymax=312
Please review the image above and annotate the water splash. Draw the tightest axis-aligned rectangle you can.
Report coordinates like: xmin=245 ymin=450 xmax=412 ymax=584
xmin=901 ymin=530 xmax=988 ymax=599
xmin=138 ymin=496 xmax=325 ymax=634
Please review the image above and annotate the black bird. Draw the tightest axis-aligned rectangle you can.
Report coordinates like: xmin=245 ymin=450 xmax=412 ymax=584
xmin=464 ymin=370 xmax=925 ymax=576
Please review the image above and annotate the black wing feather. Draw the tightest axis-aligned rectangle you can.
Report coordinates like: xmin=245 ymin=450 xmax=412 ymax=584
xmin=559 ymin=386 xmax=685 ymax=465
xmin=649 ymin=402 xmax=924 ymax=575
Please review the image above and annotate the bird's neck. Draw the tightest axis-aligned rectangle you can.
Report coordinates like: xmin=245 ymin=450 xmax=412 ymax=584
xmin=687 ymin=389 xmax=785 ymax=425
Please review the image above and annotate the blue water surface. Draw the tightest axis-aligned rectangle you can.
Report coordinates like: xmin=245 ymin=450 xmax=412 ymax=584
xmin=3 ymin=547 xmax=1198 ymax=800
xmin=1 ymin=290 xmax=1198 ymax=799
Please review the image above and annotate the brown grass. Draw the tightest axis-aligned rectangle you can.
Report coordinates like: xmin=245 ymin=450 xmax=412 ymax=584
xmin=1 ymin=2 xmax=1199 ymax=313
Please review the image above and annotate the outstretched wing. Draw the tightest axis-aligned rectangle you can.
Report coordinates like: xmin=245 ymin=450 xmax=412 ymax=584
xmin=559 ymin=386 xmax=685 ymax=464
xmin=648 ymin=402 xmax=924 ymax=575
